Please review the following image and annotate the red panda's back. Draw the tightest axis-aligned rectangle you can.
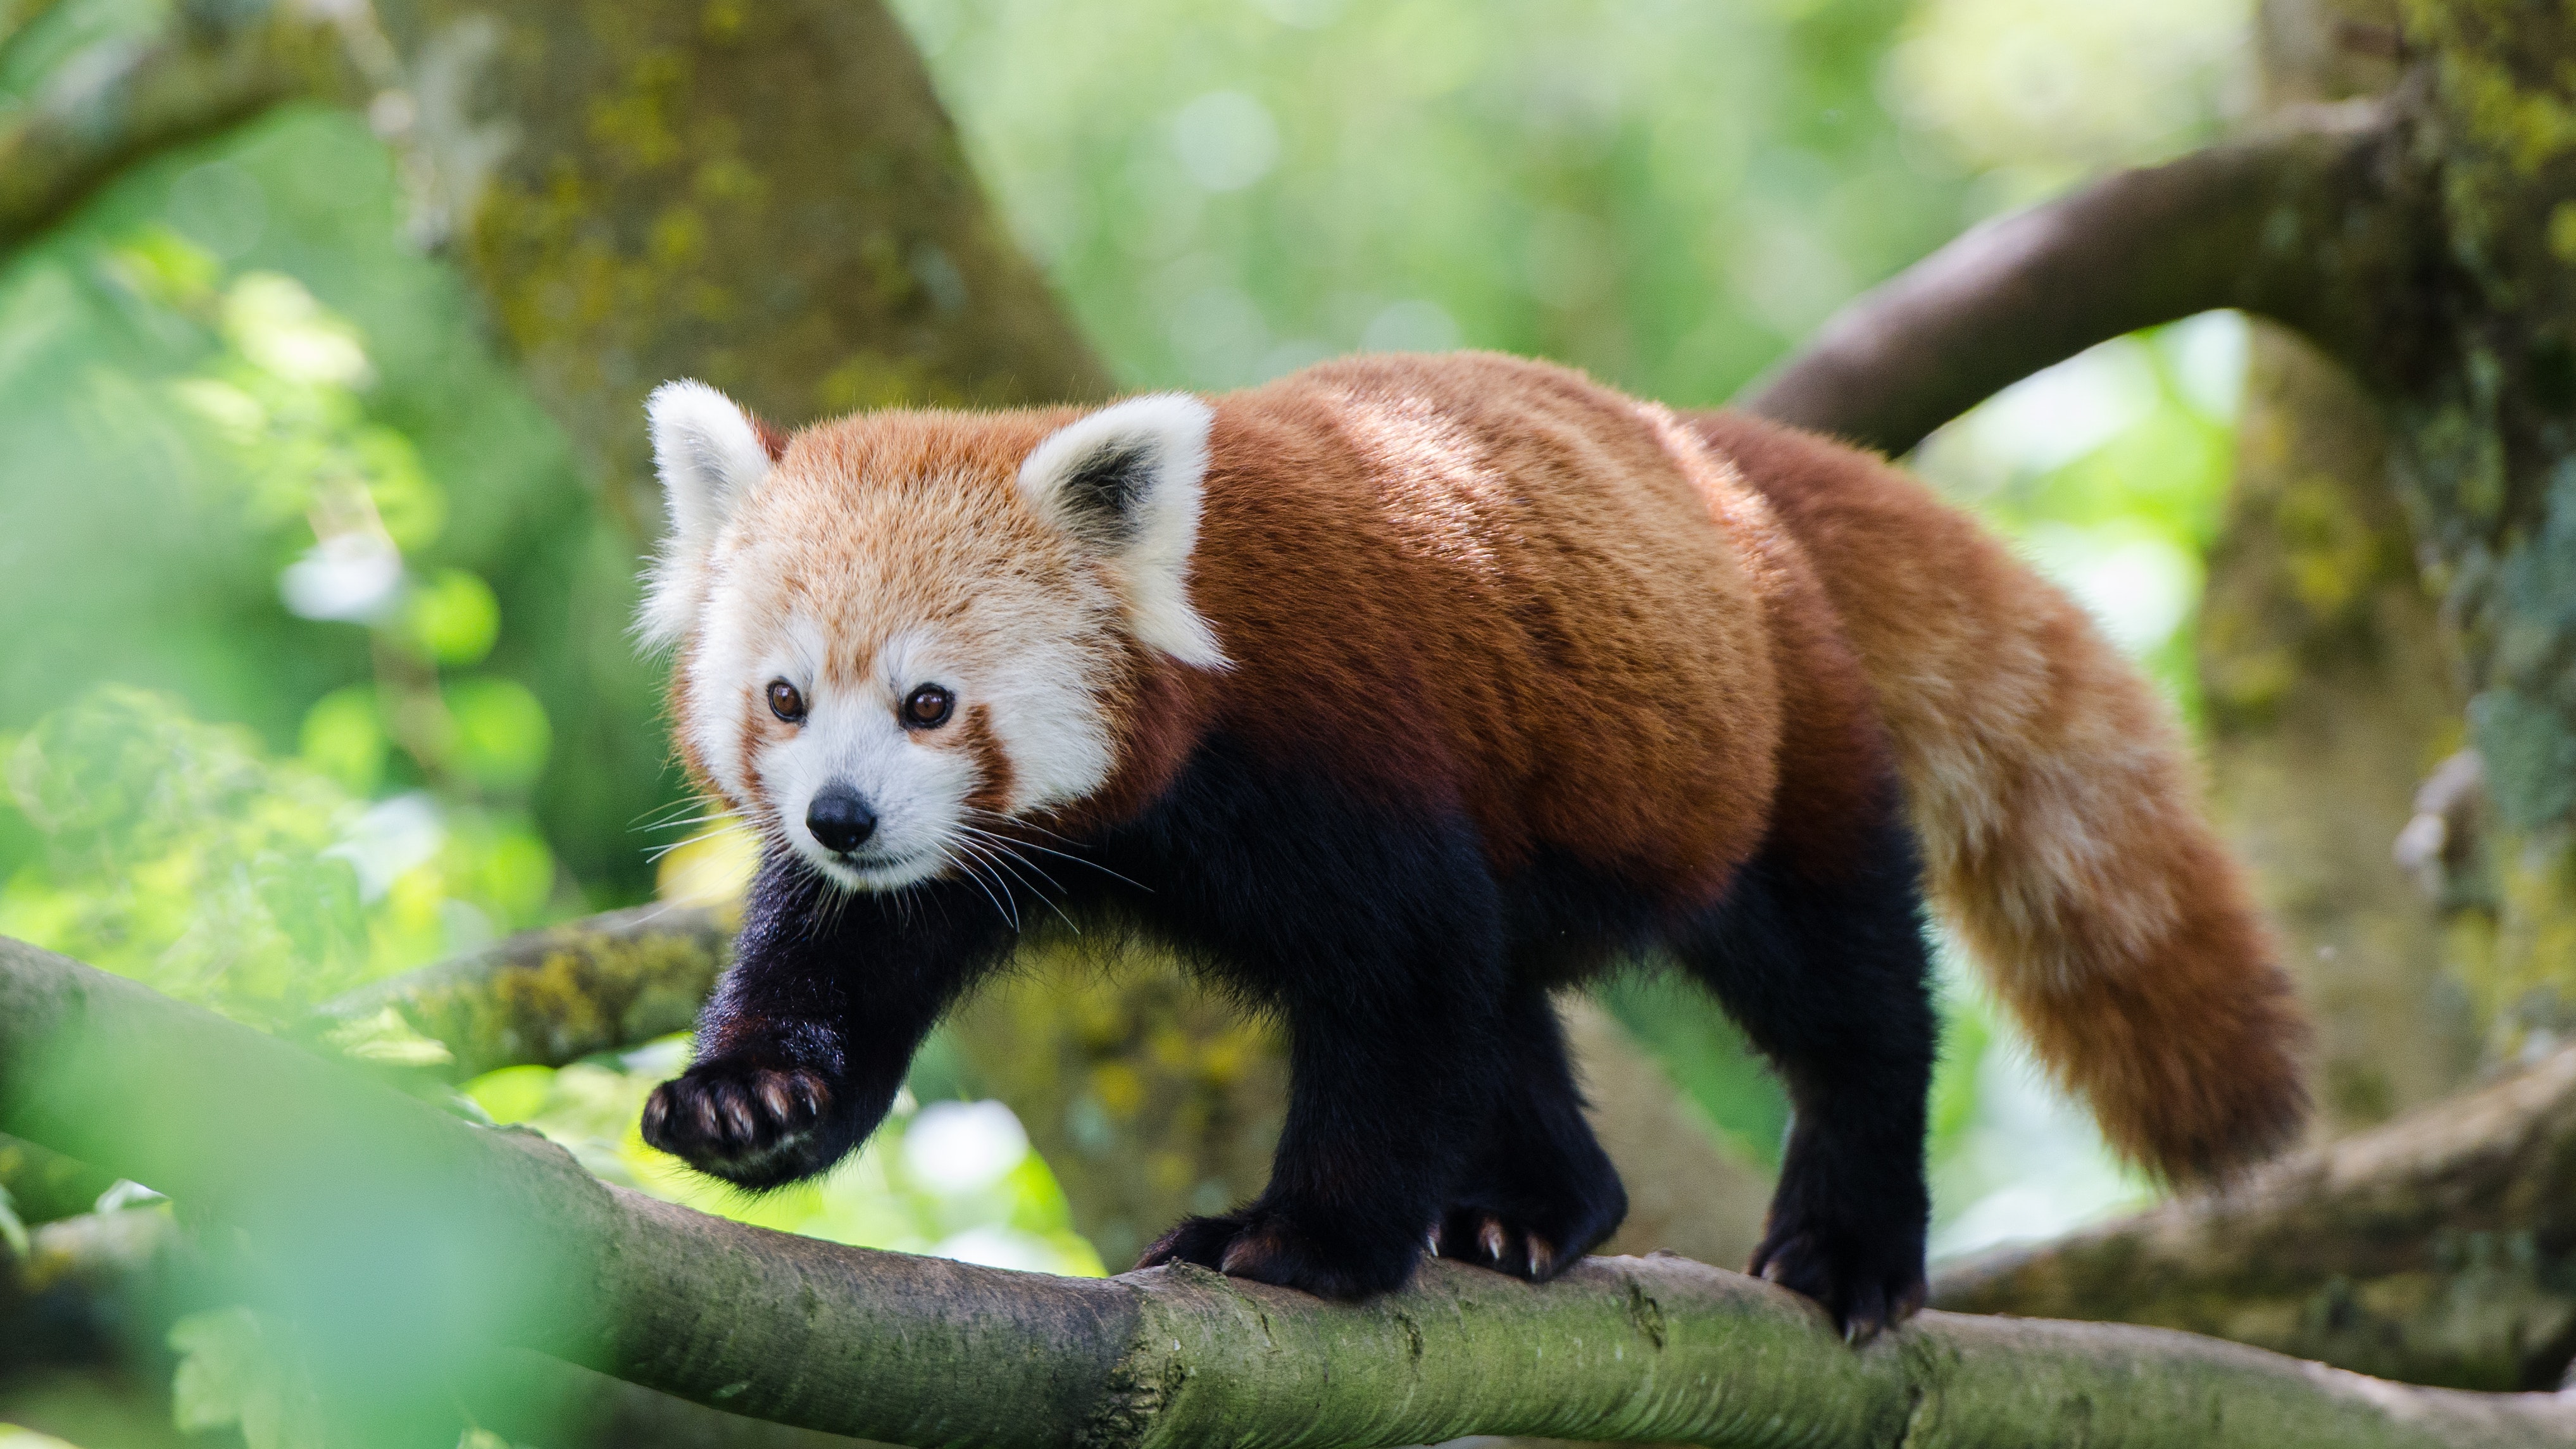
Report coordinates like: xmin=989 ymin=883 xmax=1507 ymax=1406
xmin=1187 ymin=352 xmax=1793 ymax=906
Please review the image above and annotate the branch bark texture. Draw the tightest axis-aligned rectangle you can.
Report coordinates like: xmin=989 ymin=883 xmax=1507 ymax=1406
xmin=1936 ymin=1042 xmax=2576 ymax=1391
xmin=5 ymin=936 xmax=2573 ymax=1448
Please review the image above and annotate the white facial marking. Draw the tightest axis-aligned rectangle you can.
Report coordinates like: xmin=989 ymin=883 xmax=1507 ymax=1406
xmin=735 ymin=622 xmax=965 ymax=891
xmin=1018 ymin=394 xmax=1229 ymax=670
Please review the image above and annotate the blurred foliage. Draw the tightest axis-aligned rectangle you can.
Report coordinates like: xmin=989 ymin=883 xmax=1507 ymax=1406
xmin=168 ymin=1306 xmax=327 ymax=1449
xmin=0 ymin=103 xmax=680 ymax=923
xmin=894 ymin=0 xmax=1973 ymax=398
xmin=1887 ymin=0 xmax=2251 ymax=205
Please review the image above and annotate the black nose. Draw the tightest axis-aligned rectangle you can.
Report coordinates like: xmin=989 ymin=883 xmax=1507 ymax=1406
xmin=806 ymin=788 xmax=877 ymax=855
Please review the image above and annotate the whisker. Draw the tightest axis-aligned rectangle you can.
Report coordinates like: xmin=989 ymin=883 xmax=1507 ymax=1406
xmin=633 ymin=795 xmax=726 ymax=828
xmin=961 ymin=806 xmax=1087 ymax=847
xmin=953 ymin=834 xmax=1077 ymax=932
xmin=953 ymin=822 xmax=1149 ymax=892
xmin=938 ymin=842 xmax=1019 ymax=931
xmin=950 ymin=826 xmax=1067 ymax=894
xmin=633 ymin=812 xmax=739 ymax=837
xmin=644 ymin=823 xmax=739 ymax=864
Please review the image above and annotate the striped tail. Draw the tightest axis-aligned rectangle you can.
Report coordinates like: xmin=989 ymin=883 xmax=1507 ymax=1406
xmin=1694 ymin=410 xmax=2309 ymax=1181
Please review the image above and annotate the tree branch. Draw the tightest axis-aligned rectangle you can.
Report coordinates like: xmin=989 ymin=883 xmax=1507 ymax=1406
xmin=4 ymin=936 xmax=2571 ymax=1448
xmin=1738 ymin=101 xmax=2413 ymax=455
xmin=0 ymin=3 xmax=352 ymax=253
xmin=304 ymin=901 xmax=735 ymax=1079
xmin=1934 ymin=1043 xmax=2576 ymax=1391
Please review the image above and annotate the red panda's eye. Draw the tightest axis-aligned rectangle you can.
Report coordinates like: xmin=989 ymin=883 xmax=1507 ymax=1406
xmin=767 ymin=680 xmax=806 ymax=723
xmin=903 ymin=684 xmax=954 ymax=729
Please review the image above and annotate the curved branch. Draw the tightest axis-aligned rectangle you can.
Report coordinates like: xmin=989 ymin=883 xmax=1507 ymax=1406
xmin=0 ymin=5 xmax=352 ymax=253
xmin=1739 ymin=101 xmax=2413 ymax=455
xmin=305 ymin=901 xmax=735 ymax=1079
xmin=4 ymin=937 xmax=2572 ymax=1448
xmin=1934 ymin=1043 xmax=2576 ymax=1391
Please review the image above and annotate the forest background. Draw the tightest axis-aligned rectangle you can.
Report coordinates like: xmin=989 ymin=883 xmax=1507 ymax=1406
xmin=0 ymin=0 xmax=2530 ymax=1440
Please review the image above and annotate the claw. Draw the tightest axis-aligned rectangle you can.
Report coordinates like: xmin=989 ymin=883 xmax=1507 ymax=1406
xmin=1478 ymin=1217 xmax=1507 ymax=1262
xmin=758 ymin=1075 xmax=797 ymax=1122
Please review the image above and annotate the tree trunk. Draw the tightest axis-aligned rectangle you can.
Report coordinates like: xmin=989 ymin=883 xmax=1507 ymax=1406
xmin=2201 ymin=322 xmax=2479 ymax=1131
xmin=365 ymin=0 xmax=1114 ymax=531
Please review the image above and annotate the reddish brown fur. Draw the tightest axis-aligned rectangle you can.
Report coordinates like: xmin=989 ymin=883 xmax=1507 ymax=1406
xmin=1688 ymin=410 xmax=2309 ymax=1179
xmin=1160 ymin=354 xmax=1805 ymax=905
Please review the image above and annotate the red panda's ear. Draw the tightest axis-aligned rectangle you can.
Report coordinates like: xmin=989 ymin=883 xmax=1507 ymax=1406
xmin=639 ymin=380 xmax=772 ymax=650
xmin=1018 ymin=394 xmax=1229 ymax=670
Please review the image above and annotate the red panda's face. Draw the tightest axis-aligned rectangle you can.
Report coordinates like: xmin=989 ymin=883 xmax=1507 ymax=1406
xmin=638 ymin=384 xmax=1226 ymax=893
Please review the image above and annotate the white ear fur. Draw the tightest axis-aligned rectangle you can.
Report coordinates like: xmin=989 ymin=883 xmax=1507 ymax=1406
xmin=639 ymin=380 xmax=772 ymax=650
xmin=1017 ymin=394 xmax=1229 ymax=669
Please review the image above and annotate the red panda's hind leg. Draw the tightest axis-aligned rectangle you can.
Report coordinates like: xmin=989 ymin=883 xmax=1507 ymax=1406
xmin=1432 ymin=989 xmax=1629 ymax=1281
xmin=1675 ymin=804 xmax=1937 ymax=1343
xmin=1116 ymin=744 xmax=1516 ymax=1300
xmin=1132 ymin=948 xmax=1513 ymax=1298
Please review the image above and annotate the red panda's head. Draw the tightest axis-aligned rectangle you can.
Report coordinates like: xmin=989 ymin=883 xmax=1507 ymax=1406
xmin=638 ymin=382 xmax=1228 ymax=891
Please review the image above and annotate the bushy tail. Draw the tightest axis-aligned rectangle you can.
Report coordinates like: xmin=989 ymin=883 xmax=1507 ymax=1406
xmin=1693 ymin=411 xmax=2308 ymax=1181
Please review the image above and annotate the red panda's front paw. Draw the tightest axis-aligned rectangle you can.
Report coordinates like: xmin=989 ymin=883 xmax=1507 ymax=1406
xmin=1135 ymin=1206 xmax=1421 ymax=1300
xmin=641 ymin=1063 xmax=834 ymax=1189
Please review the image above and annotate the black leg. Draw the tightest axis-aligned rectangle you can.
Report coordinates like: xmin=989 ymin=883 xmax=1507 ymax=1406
xmin=1674 ymin=811 xmax=1937 ymax=1341
xmin=1117 ymin=744 xmax=1510 ymax=1299
xmin=641 ymin=850 xmax=1016 ymax=1189
xmin=1434 ymin=990 xmax=1628 ymax=1281
xmin=1141 ymin=972 xmax=1508 ymax=1298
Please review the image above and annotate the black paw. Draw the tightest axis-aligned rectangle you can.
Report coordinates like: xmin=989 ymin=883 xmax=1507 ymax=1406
xmin=641 ymin=1061 xmax=837 ymax=1189
xmin=1748 ymin=1214 xmax=1927 ymax=1344
xmin=1135 ymin=1205 xmax=1420 ymax=1300
xmin=1432 ymin=1190 xmax=1619 ymax=1282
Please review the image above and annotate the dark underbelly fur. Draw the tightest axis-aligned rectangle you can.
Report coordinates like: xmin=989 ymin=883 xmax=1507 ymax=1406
xmin=640 ymin=733 xmax=1937 ymax=1339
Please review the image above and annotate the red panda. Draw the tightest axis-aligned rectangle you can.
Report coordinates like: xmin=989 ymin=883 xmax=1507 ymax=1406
xmin=635 ymin=351 xmax=2308 ymax=1339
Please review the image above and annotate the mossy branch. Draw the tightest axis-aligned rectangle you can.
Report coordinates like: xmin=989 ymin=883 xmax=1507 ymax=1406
xmin=305 ymin=901 xmax=736 ymax=1079
xmin=1935 ymin=1043 xmax=2576 ymax=1391
xmin=6 ymin=934 xmax=2575 ymax=1448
